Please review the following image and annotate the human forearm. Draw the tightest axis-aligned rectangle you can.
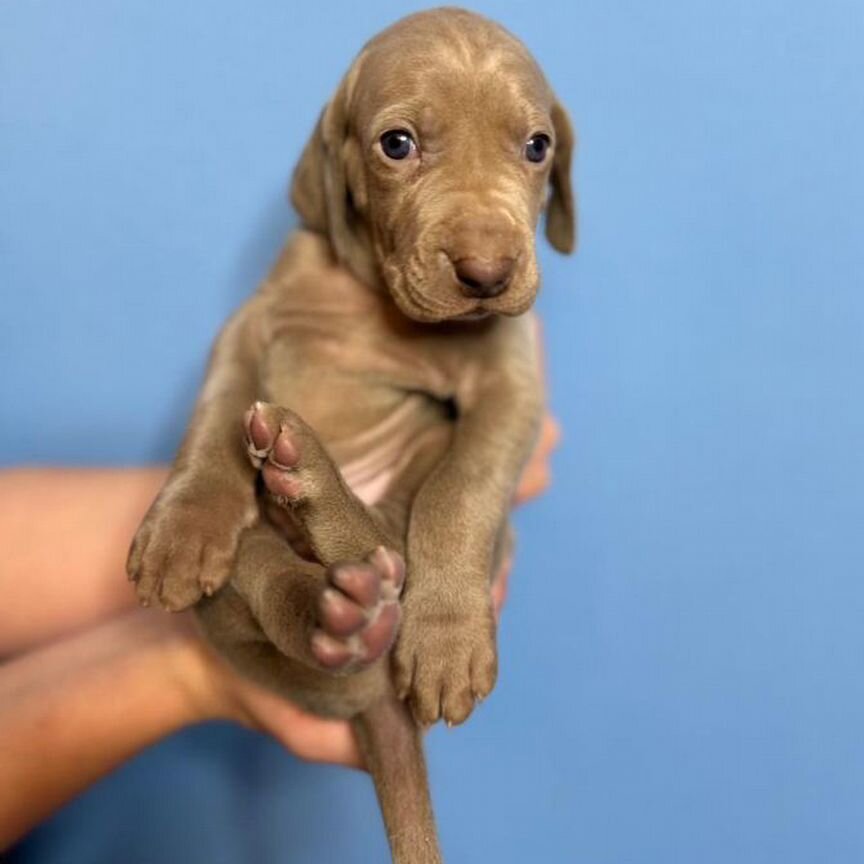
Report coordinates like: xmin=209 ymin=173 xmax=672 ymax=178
xmin=0 ymin=467 xmax=168 ymax=656
xmin=0 ymin=610 xmax=210 ymax=849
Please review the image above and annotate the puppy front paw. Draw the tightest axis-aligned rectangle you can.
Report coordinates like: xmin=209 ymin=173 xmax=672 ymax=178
xmin=392 ymin=591 xmax=497 ymax=727
xmin=127 ymin=487 xmax=252 ymax=611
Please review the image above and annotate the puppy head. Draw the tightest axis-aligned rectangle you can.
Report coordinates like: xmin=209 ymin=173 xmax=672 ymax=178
xmin=292 ymin=8 xmax=576 ymax=323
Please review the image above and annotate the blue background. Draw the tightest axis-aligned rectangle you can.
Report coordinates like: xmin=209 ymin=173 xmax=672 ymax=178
xmin=3 ymin=1 xmax=863 ymax=862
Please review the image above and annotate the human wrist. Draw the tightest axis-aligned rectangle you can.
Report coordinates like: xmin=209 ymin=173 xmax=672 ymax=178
xmin=160 ymin=614 xmax=261 ymax=730
xmin=148 ymin=612 xmax=232 ymax=727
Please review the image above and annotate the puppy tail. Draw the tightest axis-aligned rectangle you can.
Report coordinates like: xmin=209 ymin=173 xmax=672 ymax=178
xmin=353 ymin=696 xmax=442 ymax=864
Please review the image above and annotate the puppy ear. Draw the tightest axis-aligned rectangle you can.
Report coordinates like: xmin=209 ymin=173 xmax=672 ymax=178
xmin=545 ymin=100 xmax=577 ymax=254
xmin=290 ymin=73 xmax=376 ymax=283
xmin=291 ymin=107 xmax=330 ymax=234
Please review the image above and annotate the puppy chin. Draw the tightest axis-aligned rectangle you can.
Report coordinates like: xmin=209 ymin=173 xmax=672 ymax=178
xmin=484 ymin=291 xmax=538 ymax=318
xmin=389 ymin=291 xmax=450 ymax=323
xmin=453 ymin=308 xmax=493 ymax=321
xmin=389 ymin=289 xmax=475 ymax=324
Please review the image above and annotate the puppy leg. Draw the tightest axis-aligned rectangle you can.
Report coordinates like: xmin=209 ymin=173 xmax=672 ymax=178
xmin=394 ymin=318 xmax=544 ymax=727
xmin=209 ymin=520 xmax=442 ymax=864
xmin=244 ymin=401 xmax=399 ymax=560
xmin=128 ymin=300 xmax=270 ymax=611
xmin=227 ymin=521 xmax=404 ymax=673
xmin=234 ymin=425 xmax=443 ymax=863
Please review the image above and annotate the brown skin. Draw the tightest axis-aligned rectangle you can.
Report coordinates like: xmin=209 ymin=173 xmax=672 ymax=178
xmin=126 ymin=9 xmax=575 ymax=864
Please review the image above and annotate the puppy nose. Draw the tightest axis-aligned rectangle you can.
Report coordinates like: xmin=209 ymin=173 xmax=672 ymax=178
xmin=452 ymin=256 xmax=515 ymax=299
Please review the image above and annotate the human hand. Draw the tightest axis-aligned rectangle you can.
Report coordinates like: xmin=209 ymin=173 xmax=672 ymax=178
xmin=0 ymin=411 xmax=558 ymax=847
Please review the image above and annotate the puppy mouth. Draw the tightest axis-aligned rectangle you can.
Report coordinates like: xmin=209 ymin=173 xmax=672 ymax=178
xmin=453 ymin=308 xmax=493 ymax=321
xmin=396 ymin=275 xmax=460 ymax=322
xmin=400 ymin=280 xmax=499 ymax=323
xmin=396 ymin=286 xmax=533 ymax=323
xmin=384 ymin=248 xmax=537 ymax=323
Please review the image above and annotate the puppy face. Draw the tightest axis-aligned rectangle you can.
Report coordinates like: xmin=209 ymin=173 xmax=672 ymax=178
xmin=292 ymin=9 xmax=576 ymax=323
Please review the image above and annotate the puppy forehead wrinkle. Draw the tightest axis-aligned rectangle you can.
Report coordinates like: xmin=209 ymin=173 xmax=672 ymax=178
xmin=360 ymin=51 xmax=546 ymax=97
xmin=368 ymin=99 xmax=436 ymax=136
xmin=369 ymin=6 xmax=542 ymax=73
xmin=350 ymin=11 xmax=553 ymax=121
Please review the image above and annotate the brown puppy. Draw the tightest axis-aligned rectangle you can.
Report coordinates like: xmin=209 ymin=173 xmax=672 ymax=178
xmin=127 ymin=8 xmax=575 ymax=863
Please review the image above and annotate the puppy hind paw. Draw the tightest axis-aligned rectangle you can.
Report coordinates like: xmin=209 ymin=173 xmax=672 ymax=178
xmin=244 ymin=402 xmax=305 ymax=502
xmin=310 ymin=546 xmax=405 ymax=673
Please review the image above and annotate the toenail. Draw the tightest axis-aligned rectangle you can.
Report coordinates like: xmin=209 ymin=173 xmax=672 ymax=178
xmin=321 ymin=588 xmax=350 ymax=617
xmin=346 ymin=633 xmax=364 ymax=658
xmin=368 ymin=546 xmax=405 ymax=587
xmin=311 ymin=630 xmax=353 ymax=667
xmin=380 ymin=583 xmax=400 ymax=603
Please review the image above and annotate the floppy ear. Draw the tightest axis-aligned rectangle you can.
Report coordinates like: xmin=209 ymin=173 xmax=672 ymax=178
xmin=290 ymin=73 xmax=377 ymax=284
xmin=291 ymin=108 xmax=330 ymax=234
xmin=545 ymin=100 xmax=577 ymax=254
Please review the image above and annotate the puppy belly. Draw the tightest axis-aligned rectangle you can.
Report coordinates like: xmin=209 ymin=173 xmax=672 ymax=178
xmin=329 ymin=397 xmax=452 ymax=506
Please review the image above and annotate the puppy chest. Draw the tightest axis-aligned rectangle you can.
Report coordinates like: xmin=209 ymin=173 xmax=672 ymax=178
xmin=259 ymin=343 xmax=452 ymax=504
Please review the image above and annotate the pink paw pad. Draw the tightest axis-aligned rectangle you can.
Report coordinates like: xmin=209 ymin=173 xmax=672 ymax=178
xmin=311 ymin=546 xmax=405 ymax=672
xmin=243 ymin=403 xmax=304 ymax=501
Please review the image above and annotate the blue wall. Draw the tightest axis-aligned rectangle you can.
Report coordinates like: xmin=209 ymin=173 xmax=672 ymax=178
xmin=3 ymin=1 xmax=863 ymax=861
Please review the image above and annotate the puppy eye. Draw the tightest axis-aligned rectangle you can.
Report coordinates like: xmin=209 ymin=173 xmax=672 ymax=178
xmin=380 ymin=129 xmax=417 ymax=160
xmin=525 ymin=133 xmax=551 ymax=163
